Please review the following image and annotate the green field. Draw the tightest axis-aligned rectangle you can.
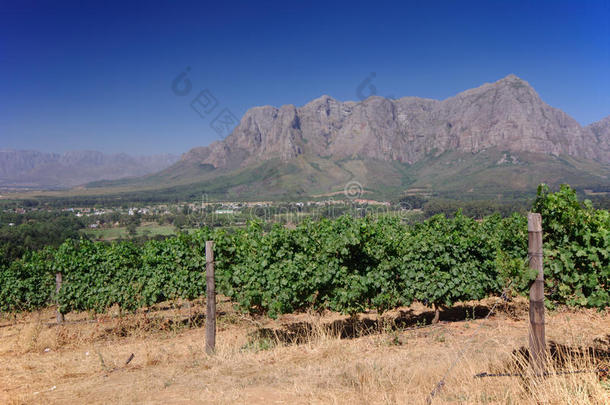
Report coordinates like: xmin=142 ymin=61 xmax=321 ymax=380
xmin=83 ymin=222 xmax=176 ymax=241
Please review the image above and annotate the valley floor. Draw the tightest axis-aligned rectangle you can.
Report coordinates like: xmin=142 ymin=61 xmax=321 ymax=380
xmin=1 ymin=297 xmax=608 ymax=404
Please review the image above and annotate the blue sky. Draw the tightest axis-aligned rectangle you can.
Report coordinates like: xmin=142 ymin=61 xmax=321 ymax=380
xmin=1 ymin=0 xmax=609 ymax=155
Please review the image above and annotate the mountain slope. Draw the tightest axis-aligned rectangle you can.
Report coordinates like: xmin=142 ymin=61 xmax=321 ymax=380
xmin=83 ymin=75 xmax=610 ymax=201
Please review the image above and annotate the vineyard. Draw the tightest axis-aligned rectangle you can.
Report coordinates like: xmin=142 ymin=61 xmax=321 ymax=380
xmin=1 ymin=185 xmax=608 ymax=316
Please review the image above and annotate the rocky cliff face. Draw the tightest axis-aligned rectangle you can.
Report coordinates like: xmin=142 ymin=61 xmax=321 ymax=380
xmin=585 ymin=116 xmax=610 ymax=161
xmin=185 ymin=75 xmax=609 ymax=168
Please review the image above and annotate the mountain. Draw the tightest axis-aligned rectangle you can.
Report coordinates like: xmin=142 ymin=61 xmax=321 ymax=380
xmin=585 ymin=116 xmax=610 ymax=160
xmin=184 ymin=74 xmax=609 ymax=169
xmin=84 ymin=75 xmax=610 ymax=201
xmin=0 ymin=150 xmax=180 ymax=189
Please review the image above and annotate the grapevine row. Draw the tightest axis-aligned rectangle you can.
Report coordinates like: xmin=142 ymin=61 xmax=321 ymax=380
xmin=0 ymin=185 xmax=608 ymax=316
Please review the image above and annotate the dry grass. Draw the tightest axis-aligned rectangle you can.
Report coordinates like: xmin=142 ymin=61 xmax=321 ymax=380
xmin=0 ymin=297 xmax=608 ymax=404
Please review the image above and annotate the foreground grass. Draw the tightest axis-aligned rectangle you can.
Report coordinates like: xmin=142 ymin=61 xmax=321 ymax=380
xmin=0 ymin=297 xmax=608 ymax=404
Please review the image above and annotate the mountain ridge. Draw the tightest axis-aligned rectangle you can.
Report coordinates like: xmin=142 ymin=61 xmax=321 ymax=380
xmin=10 ymin=74 xmax=609 ymax=201
xmin=0 ymin=150 xmax=180 ymax=189
xmin=181 ymin=74 xmax=609 ymax=171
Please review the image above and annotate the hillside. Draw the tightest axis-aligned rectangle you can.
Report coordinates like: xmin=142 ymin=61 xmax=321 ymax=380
xmin=43 ymin=75 xmax=610 ymax=201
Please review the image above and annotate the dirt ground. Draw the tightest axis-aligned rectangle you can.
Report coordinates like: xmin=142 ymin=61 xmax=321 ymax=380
xmin=1 ymin=296 xmax=608 ymax=404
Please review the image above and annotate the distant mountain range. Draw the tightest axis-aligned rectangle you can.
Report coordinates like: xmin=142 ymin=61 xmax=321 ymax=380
xmin=0 ymin=150 xmax=179 ymax=189
xmin=7 ymin=74 xmax=610 ymax=201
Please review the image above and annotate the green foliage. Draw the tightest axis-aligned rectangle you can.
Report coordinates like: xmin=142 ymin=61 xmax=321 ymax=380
xmin=52 ymin=230 xmax=212 ymax=313
xmin=0 ymin=185 xmax=607 ymax=315
xmin=533 ymin=184 xmax=609 ymax=308
xmin=422 ymin=199 xmax=528 ymax=219
xmin=0 ymin=248 xmax=55 ymax=311
xmin=0 ymin=211 xmax=85 ymax=266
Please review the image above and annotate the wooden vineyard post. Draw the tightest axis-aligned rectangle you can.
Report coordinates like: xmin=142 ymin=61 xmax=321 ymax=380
xmin=205 ymin=241 xmax=216 ymax=355
xmin=56 ymin=272 xmax=64 ymax=324
xmin=527 ymin=213 xmax=546 ymax=374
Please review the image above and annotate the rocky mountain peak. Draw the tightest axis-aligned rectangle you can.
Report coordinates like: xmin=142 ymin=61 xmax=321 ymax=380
xmin=499 ymin=73 xmax=528 ymax=84
xmin=493 ymin=74 xmax=537 ymax=96
xmin=451 ymin=74 xmax=536 ymax=102
xmin=305 ymin=94 xmax=337 ymax=106
xmin=183 ymin=76 xmax=609 ymax=170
